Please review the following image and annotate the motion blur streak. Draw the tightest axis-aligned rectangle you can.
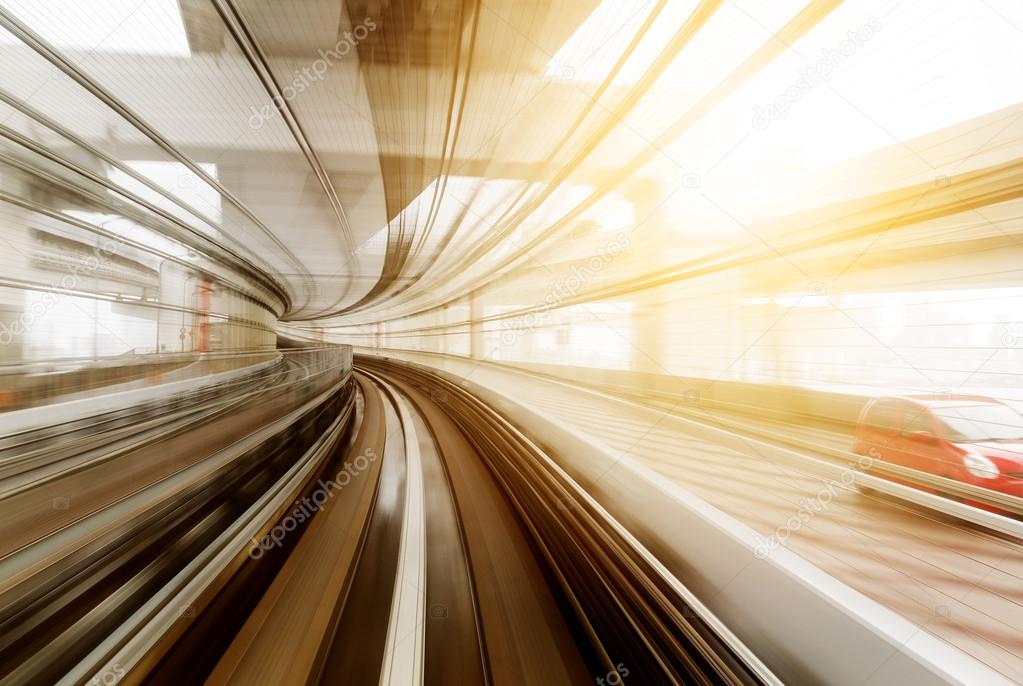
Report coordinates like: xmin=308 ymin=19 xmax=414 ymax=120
xmin=0 ymin=0 xmax=1021 ymax=684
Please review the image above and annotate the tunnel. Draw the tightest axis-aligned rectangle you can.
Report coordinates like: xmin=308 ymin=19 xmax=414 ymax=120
xmin=0 ymin=1 xmax=1021 ymax=684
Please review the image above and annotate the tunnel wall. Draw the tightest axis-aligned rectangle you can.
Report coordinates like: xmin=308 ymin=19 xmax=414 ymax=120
xmin=0 ymin=163 xmax=279 ymax=363
xmin=504 ymin=360 xmax=870 ymax=430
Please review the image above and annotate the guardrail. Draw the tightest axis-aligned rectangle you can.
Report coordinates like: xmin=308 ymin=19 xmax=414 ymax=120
xmin=10 ymin=368 xmax=356 ymax=685
xmin=384 ymin=356 xmax=1013 ymax=686
xmin=0 ymin=346 xmax=353 ymax=436
xmin=0 ymin=349 xmax=280 ymax=412
xmin=499 ymin=361 xmax=872 ymax=430
xmin=362 ymin=350 xmax=1023 ymax=525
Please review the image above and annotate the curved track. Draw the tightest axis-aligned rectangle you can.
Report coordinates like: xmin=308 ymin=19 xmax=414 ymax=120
xmin=0 ymin=350 xmax=780 ymax=685
xmin=0 ymin=350 xmax=355 ymax=684
xmin=192 ymin=356 xmax=777 ymax=685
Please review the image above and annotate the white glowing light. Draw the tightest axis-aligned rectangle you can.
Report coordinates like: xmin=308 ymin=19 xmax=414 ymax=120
xmin=0 ymin=0 xmax=191 ymax=56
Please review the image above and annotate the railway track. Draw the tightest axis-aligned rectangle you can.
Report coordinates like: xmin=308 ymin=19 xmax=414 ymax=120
xmin=0 ymin=349 xmax=355 ymax=684
xmin=355 ymin=357 xmax=779 ymax=686
xmin=367 ymin=350 xmax=1022 ymax=684
xmin=0 ymin=350 xmax=781 ymax=685
xmin=182 ymin=356 xmax=778 ymax=685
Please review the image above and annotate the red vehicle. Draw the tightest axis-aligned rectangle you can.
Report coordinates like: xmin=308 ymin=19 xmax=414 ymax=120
xmin=853 ymin=395 xmax=1023 ymax=511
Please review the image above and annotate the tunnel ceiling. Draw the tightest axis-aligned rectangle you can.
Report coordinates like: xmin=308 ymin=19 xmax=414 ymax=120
xmin=0 ymin=0 xmax=602 ymax=322
xmin=1 ymin=0 xmax=1021 ymax=330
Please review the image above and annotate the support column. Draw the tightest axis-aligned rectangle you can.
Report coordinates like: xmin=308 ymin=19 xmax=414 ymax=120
xmin=0 ymin=174 xmax=34 ymax=363
xmin=469 ymin=293 xmax=484 ymax=360
xmin=632 ymin=291 xmax=668 ymax=377
xmin=157 ymin=262 xmax=194 ymax=354
xmin=622 ymin=177 xmax=674 ymax=378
